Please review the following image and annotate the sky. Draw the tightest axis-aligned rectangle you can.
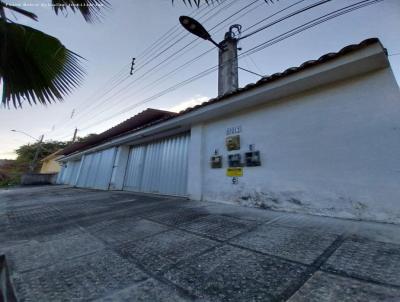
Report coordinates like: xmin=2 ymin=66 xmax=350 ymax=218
xmin=1 ymin=0 xmax=399 ymax=159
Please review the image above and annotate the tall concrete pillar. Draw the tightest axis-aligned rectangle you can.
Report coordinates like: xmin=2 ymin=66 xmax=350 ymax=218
xmin=218 ymin=37 xmax=238 ymax=96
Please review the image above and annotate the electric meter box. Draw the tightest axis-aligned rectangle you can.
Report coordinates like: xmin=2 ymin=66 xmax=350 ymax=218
xmin=228 ymin=153 xmax=242 ymax=167
xmin=226 ymin=135 xmax=240 ymax=151
xmin=245 ymin=151 xmax=261 ymax=167
xmin=210 ymin=155 xmax=223 ymax=168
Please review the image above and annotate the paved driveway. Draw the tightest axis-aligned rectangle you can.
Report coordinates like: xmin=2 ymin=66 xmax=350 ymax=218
xmin=1 ymin=186 xmax=400 ymax=301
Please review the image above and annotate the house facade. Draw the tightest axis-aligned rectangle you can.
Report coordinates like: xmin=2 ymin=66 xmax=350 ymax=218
xmin=57 ymin=38 xmax=400 ymax=223
xmin=40 ymin=150 xmax=63 ymax=174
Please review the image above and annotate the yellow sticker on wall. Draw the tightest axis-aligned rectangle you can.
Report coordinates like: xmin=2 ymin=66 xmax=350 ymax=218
xmin=226 ymin=167 xmax=243 ymax=177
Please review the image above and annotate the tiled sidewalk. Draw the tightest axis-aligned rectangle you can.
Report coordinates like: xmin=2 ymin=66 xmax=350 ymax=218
xmin=1 ymin=186 xmax=400 ymax=301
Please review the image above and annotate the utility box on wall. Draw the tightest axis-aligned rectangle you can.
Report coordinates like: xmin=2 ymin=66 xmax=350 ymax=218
xmin=245 ymin=151 xmax=261 ymax=167
xmin=228 ymin=154 xmax=242 ymax=167
xmin=226 ymin=135 xmax=240 ymax=151
xmin=210 ymin=155 xmax=223 ymax=168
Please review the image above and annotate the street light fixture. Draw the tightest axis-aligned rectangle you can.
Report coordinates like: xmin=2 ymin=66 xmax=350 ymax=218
xmin=179 ymin=16 xmax=224 ymax=50
xmin=11 ymin=129 xmax=42 ymax=142
xmin=179 ymin=15 xmax=240 ymax=96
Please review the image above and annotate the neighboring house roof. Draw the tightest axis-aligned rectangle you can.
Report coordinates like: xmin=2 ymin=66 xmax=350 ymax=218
xmin=62 ymin=108 xmax=176 ymax=156
xmin=62 ymin=38 xmax=384 ymax=157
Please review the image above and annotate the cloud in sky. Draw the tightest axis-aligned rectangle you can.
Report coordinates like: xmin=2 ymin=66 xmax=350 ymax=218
xmin=166 ymin=95 xmax=209 ymax=113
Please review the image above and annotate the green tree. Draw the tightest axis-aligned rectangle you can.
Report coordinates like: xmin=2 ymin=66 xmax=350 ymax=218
xmin=0 ymin=0 xmax=217 ymax=108
xmin=75 ymin=133 xmax=97 ymax=142
xmin=15 ymin=140 xmax=68 ymax=171
xmin=0 ymin=140 xmax=67 ymax=187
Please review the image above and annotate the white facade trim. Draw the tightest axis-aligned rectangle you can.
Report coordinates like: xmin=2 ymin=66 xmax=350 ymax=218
xmin=60 ymin=42 xmax=388 ymax=162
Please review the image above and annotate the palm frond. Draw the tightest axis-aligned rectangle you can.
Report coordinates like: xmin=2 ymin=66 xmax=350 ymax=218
xmin=52 ymin=0 xmax=109 ymax=23
xmin=173 ymin=0 xmax=278 ymax=8
xmin=0 ymin=20 xmax=85 ymax=108
xmin=172 ymin=0 xmax=218 ymax=7
xmin=0 ymin=2 xmax=38 ymax=21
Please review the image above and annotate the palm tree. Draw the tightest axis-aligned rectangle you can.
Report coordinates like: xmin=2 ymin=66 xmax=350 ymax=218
xmin=0 ymin=0 xmax=227 ymax=108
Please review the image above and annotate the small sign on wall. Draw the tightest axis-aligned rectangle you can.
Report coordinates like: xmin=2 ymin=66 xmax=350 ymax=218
xmin=226 ymin=126 xmax=242 ymax=136
xmin=226 ymin=167 xmax=243 ymax=177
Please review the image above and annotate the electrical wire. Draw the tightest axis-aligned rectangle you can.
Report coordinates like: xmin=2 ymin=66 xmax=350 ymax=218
xmin=239 ymin=0 xmax=332 ymax=40
xmin=241 ymin=0 xmax=383 ymax=57
xmin=49 ymin=0 xmax=317 ymax=136
xmin=69 ymin=0 xmax=318 ymax=130
xmin=75 ymin=0 xmax=383 ymax=134
xmin=241 ymin=0 xmax=307 ymax=35
xmin=53 ymin=0 xmax=263 ymax=135
xmin=239 ymin=66 xmax=264 ymax=77
xmin=49 ymin=0 xmax=231 ymax=137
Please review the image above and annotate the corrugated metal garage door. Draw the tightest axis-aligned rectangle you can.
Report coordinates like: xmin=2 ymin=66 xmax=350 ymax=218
xmin=76 ymin=147 xmax=117 ymax=190
xmin=58 ymin=160 xmax=81 ymax=185
xmin=123 ymin=133 xmax=189 ymax=196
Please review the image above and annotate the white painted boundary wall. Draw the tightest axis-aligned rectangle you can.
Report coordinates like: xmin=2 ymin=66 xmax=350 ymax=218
xmin=189 ymin=68 xmax=400 ymax=223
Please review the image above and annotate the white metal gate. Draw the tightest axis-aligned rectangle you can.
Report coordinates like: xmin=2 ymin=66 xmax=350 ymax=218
xmin=76 ymin=147 xmax=117 ymax=190
xmin=58 ymin=160 xmax=81 ymax=185
xmin=123 ymin=133 xmax=190 ymax=196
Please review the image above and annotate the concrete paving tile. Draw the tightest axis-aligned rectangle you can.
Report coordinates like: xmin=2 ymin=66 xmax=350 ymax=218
xmin=202 ymin=202 xmax=281 ymax=222
xmin=164 ymin=244 xmax=308 ymax=302
xmin=145 ymin=206 xmax=210 ymax=226
xmin=347 ymin=221 xmax=400 ymax=245
xmin=322 ymin=238 xmax=400 ymax=286
xmin=137 ymin=200 xmax=196 ymax=217
xmin=6 ymin=232 xmax=105 ymax=273
xmin=73 ymin=202 xmax=181 ymax=229
xmin=12 ymin=250 xmax=149 ymax=302
xmin=270 ymin=212 xmax=351 ymax=235
xmin=7 ymin=205 xmax=62 ymax=226
xmin=94 ymin=278 xmax=191 ymax=302
xmin=0 ymin=213 xmax=9 ymax=227
xmin=116 ymin=229 xmax=217 ymax=274
xmin=231 ymin=224 xmax=338 ymax=264
xmin=4 ymin=186 xmax=400 ymax=301
xmin=6 ymin=220 xmax=85 ymax=243
xmin=88 ymin=218 xmax=170 ymax=245
xmin=179 ymin=214 xmax=258 ymax=241
xmin=288 ymin=271 xmax=400 ymax=302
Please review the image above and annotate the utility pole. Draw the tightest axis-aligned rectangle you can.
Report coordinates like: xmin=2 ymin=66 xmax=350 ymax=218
xmin=218 ymin=34 xmax=239 ymax=96
xmin=30 ymin=134 xmax=44 ymax=172
xmin=72 ymin=128 xmax=78 ymax=142
xmin=179 ymin=16 xmax=240 ymax=97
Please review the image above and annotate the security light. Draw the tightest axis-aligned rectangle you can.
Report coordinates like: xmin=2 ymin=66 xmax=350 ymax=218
xmin=179 ymin=16 xmax=223 ymax=50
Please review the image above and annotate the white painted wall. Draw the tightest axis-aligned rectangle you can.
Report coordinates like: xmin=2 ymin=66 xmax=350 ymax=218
xmin=192 ymin=68 xmax=400 ymax=223
xmin=187 ymin=125 xmax=204 ymax=201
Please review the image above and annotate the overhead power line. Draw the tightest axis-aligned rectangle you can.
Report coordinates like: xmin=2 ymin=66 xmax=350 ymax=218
xmin=242 ymin=0 xmax=383 ymax=57
xmin=68 ymin=0 xmax=339 ymax=130
xmin=241 ymin=0 xmax=307 ymax=35
xmin=239 ymin=0 xmax=333 ymax=40
xmin=49 ymin=0 xmax=232 ymax=137
xmin=239 ymin=66 xmax=264 ymax=77
xmin=74 ymin=0 xmax=383 ymax=135
xmin=53 ymin=0 xmax=264 ymax=135
xmin=50 ymin=1 xmax=223 ymax=130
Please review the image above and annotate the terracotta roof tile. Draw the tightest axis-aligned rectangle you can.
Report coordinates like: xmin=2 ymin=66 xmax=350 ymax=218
xmin=63 ymin=38 xmax=383 ymax=156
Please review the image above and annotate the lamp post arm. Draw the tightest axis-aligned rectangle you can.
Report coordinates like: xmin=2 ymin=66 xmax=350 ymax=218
xmin=11 ymin=130 xmax=41 ymax=142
